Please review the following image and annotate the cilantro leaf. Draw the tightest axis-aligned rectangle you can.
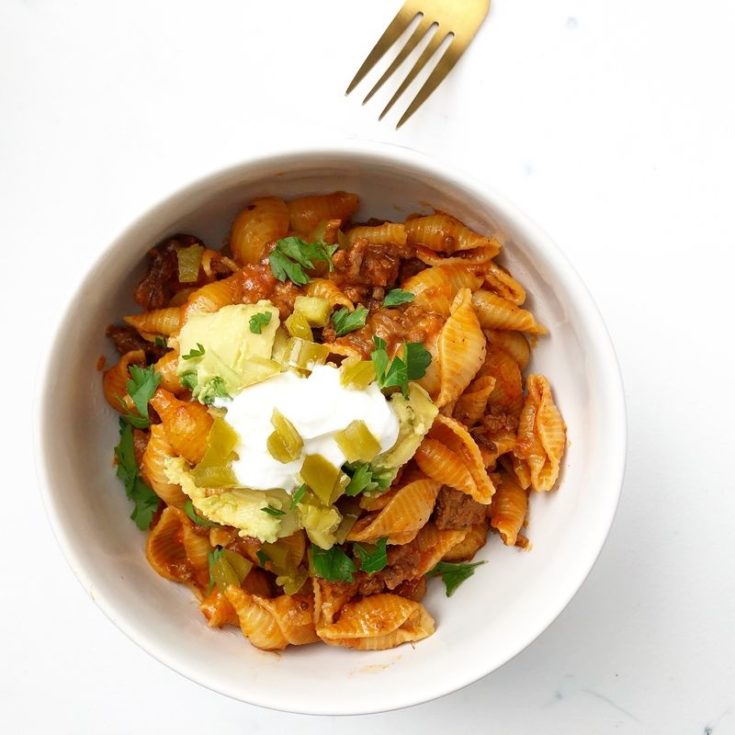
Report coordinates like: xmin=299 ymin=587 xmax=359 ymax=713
xmin=256 ymin=550 xmax=269 ymax=566
xmin=353 ymin=537 xmax=388 ymax=575
xmin=183 ymin=500 xmax=218 ymax=528
xmin=343 ymin=462 xmax=394 ymax=496
xmin=182 ymin=343 xmax=205 ymax=360
xmin=113 ymin=418 xmax=159 ymax=530
xmin=268 ymin=237 xmax=338 ymax=286
xmin=207 ymin=547 xmax=225 ymax=593
xmin=125 ymin=364 xmax=161 ymax=427
xmin=290 ymin=484 xmax=307 ymax=509
xmin=261 ymin=504 xmax=286 ymax=517
xmin=427 ymin=560 xmax=486 ymax=597
xmin=154 ymin=336 xmax=168 ymax=348
xmin=199 ymin=376 xmax=231 ymax=405
xmin=249 ymin=311 xmax=272 ymax=335
xmin=180 ymin=371 xmax=198 ymax=392
xmin=370 ymin=337 xmax=431 ymax=397
xmin=310 ymin=544 xmax=356 ymax=583
xmin=332 ymin=306 xmax=368 ymax=337
xmin=383 ymin=289 xmax=415 ymax=308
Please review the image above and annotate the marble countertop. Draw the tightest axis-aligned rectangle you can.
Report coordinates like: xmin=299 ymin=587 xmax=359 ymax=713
xmin=2 ymin=0 xmax=733 ymax=732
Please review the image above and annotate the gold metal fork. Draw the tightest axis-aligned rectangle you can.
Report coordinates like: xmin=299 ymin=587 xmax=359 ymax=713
xmin=345 ymin=0 xmax=491 ymax=128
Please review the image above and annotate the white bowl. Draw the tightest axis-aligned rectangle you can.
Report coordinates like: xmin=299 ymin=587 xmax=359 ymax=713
xmin=37 ymin=142 xmax=625 ymax=715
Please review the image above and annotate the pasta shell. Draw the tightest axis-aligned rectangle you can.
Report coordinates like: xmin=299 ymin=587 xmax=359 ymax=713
xmin=230 ymin=197 xmax=289 ymax=265
xmin=225 ymin=587 xmax=318 ymax=650
xmin=359 ymin=487 xmax=397 ymax=512
xmin=146 ymin=507 xmax=210 ymax=589
xmin=415 ymin=329 xmax=441 ymax=397
xmin=453 ymin=376 xmax=496 ymax=427
xmin=141 ymin=424 xmax=188 ymax=507
xmin=346 ymin=223 xmax=406 ymax=247
xmin=429 ymin=415 xmax=495 ymax=504
xmin=442 ymin=522 xmax=488 ymax=561
xmin=313 ymin=578 xmax=356 ymax=627
xmin=415 ymin=244 xmax=496 ymax=267
xmin=477 ymin=345 xmax=524 ymax=412
xmin=316 ymin=594 xmax=435 ymax=650
xmin=199 ymin=588 xmax=238 ymax=628
xmin=153 ymin=350 xmax=184 ymax=394
xmin=149 ymin=388 xmax=213 ymax=465
xmin=347 ymin=477 xmax=441 ymax=544
xmin=414 ymin=438 xmax=477 ymax=498
xmin=471 ymin=290 xmax=547 ymax=334
xmin=412 ymin=523 xmax=469 ymax=577
xmin=123 ymin=306 xmax=181 ymax=337
xmin=484 ymin=329 xmax=531 ymax=370
xmin=102 ymin=349 xmax=146 ymax=412
xmin=181 ymin=271 xmax=244 ymax=324
xmin=479 ymin=430 xmax=516 ymax=468
xmin=403 ymin=264 xmax=483 ymax=315
xmin=305 ymin=278 xmax=354 ymax=310
xmin=511 ymin=454 xmax=532 ymax=490
xmin=288 ymin=191 xmax=359 ymax=233
xmin=490 ymin=471 xmax=529 ymax=545
xmin=514 ymin=375 xmax=566 ymax=491
xmin=435 ymin=288 xmax=486 ymax=408
xmin=201 ymin=250 xmax=238 ymax=279
xmin=483 ymin=261 xmax=526 ymax=305
xmin=406 ymin=213 xmax=503 ymax=255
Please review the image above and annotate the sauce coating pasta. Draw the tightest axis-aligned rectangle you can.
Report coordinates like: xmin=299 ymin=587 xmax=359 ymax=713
xmin=102 ymin=192 xmax=566 ymax=651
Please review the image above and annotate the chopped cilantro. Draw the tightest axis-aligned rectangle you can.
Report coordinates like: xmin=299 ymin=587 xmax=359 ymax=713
xmin=249 ymin=311 xmax=272 ymax=335
xmin=180 ymin=370 xmax=198 ymax=392
xmin=428 ymin=560 xmax=486 ymax=597
xmin=353 ymin=538 xmax=388 ymax=575
xmin=261 ymin=504 xmax=286 ymax=517
xmin=113 ymin=418 xmax=159 ymax=530
xmin=154 ymin=336 xmax=168 ymax=348
xmin=290 ymin=484 xmax=307 ymax=509
xmin=183 ymin=500 xmax=218 ymax=528
xmin=332 ymin=306 xmax=368 ymax=336
xmin=370 ymin=336 xmax=431 ymax=397
xmin=310 ymin=544 xmax=356 ymax=583
xmin=207 ymin=547 xmax=225 ymax=593
xmin=383 ymin=289 xmax=415 ymax=308
xmin=268 ymin=236 xmax=338 ymax=286
xmin=199 ymin=376 xmax=231 ymax=405
xmin=182 ymin=343 xmax=205 ymax=360
xmin=125 ymin=364 xmax=161 ymax=427
xmin=343 ymin=461 xmax=394 ymax=496
xmin=256 ymin=550 xmax=269 ymax=566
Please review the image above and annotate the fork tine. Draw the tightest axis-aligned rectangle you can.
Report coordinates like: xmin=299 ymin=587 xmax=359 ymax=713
xmin=379 ymin=29 xmax=448 ymax=121
xmin=362 ymin=16 xmax=432 ymax=105
xmin=396 ymin=37 xmax=461 ymax=128
xmin=345 ymin=6 xmax=419 ymax=95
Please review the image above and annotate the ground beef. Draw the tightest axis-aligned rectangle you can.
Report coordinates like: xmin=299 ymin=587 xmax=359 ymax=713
xmin=134 ymin=234 xmax=204 ymax=310
xmin=433 ymin=487 xmax=487 ymax=530
xmin=105 ymin=324 xmax=168 ymax=362
xmin=356 ymin=572 xmax=386 ymax=597
xmin=398 ymin=257 xmax=428 ymax=282
xmin=332 ymin=238 xmax=415 ymax=289
xmin=380 ymin=539 xmax=423 ymax=590
xmin=393 ymin=576 xmax=427 ymax=602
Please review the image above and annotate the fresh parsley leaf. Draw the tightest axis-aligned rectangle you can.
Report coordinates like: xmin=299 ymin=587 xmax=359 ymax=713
xmin=428 ymin=560 xmax=486 ymax=597
xmin=256 ymin=550 xmax=270 ymax=566
xmin=370 ymin=336 xmax=431 ymax=397
xmin=383 ymin=289 xmax=415 ymax=308
xmin=310 ymin=544 xmax=356 ymax=583
xmin=199 ymin=376 xmax=231 ymax=405
xmin=261 ymin=504 xmax=286 ymax=517
xmin=343 ymin=462 xmax=394 ymax=496
xmin=290 ymin=484 xmax=307 ymax=509
xmin=183 ymin=500 xmax=218 ymax=528
xmin=114 ymin=418 xmax=159 ymax=530
xmin=154 ymin=336 xmax=168 ymax=348
xmin=249 ymin=311 xmax=272 ymax=335
xmin=353 ymin=537 xmax=388 ymax=575
xmin=332 ymin=306 xmax=368 ymax=337
xmin=404 ymin=342 xmax=432 ymax=380
xmin=182 ymin=343 xmax=205 ymax=360
xmin=207 ymin=547 xmax=225 ymax=593
xmin=268 ymin=237 xmax=338 ymax=286
xmin=180 ymin=370 xmax=198 ymax=392
xmin=125 ymin=364 xmax=161 ymax=426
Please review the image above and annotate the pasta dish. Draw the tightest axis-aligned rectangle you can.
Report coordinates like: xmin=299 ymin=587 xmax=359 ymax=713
xmin=102 ymin=191 xmax=566 ymax=651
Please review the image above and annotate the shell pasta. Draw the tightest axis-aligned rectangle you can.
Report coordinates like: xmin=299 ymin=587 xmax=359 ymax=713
xmin=101 ymin=191 xmax=567 ymax=652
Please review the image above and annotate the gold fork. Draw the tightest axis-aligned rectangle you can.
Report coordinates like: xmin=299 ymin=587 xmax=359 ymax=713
xmin=345 ymin=0 xmax=491 ymax=128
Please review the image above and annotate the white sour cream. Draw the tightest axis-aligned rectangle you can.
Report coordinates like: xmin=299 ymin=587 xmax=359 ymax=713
xmin=218 ymin=364 xmax=400 ymax=493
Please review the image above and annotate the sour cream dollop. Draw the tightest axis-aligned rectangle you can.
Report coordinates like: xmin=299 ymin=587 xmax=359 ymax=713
xmin=219 ymin=364 xmax=400 ymax=493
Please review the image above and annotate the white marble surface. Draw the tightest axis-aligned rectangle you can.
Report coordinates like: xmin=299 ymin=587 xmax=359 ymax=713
xmin=2 ymin=0 xmax=734 ymax=732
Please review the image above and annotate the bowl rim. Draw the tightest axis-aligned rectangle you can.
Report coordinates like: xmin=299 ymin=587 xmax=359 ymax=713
xmin=35 ymin=140 xmax=627 ymax=715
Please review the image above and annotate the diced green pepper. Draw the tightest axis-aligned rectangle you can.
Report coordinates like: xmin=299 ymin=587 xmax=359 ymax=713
xmin=284 ymin=337 xmax=330 ymax=371
xmin=300 ymin=454 xmax=342 ymax=505
xmin=222 ymin=549 xmax=253 ymax=582
xmin=294 ymin=296 xmax=331 ymax=327
xmin=276 ymin=567 xmax=308 ymax=595
xmin=211 ymin=554 xmax=240 ymax=591
xmin=176 ymin=244 xmax=204 ymax=283
xmin=285 ymin=311 xmax=313 ymax=341
xmin=340 ymin=359 xmax=377 ymax=389
xmin=335 ymin=420 xmax=381 ymax=462
xmin=192 ymin=417 xmax=240 ymax=488
xmin=266 ymin=409 xmax=303 ymax=463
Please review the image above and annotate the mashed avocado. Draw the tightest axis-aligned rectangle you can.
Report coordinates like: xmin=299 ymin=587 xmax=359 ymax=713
xmin=376 ymin=383 xmax=438 ymax=469
xmin=165 ymin=457 xmax=299 ymax=543
xmin=178 ymin=302 xmax=280 ymax=401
